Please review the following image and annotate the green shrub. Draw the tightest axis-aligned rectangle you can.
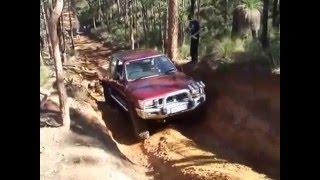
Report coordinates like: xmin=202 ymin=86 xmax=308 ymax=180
xmin=243 ymin=38 xmax=264 ymax=58
xmin=214 ymin=37 xmax=245 ymax=63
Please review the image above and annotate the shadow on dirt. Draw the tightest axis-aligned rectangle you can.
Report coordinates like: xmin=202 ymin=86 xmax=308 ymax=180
xmin=96 ymin=101 xmax=138 ymax=145
xmin=69 ymin=107 xmax=130 ymax=161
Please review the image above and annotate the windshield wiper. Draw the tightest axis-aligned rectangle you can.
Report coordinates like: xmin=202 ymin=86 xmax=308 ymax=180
xmin=164 ymin=68 xmax=176 ymax=74
xmin=135 ymin=74 xmax=160 ymax=81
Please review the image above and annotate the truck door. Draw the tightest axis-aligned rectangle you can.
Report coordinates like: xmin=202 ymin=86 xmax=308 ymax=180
xmin=109 ymin=58 xmax=128 ymax=111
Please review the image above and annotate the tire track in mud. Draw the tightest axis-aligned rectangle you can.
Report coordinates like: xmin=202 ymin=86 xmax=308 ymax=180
xmin=73 ymin=35 xmax=275 ymax=180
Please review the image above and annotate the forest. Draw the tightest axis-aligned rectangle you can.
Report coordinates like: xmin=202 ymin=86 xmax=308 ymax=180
xmin=40 ymin=0 xmax=280 ymax=179
xmin=40 ymin=0 xmax=280 ymax=65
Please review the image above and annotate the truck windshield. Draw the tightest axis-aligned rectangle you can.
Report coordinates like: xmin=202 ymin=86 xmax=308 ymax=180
xmin=125 ymin=55 xmax=176 ymax=81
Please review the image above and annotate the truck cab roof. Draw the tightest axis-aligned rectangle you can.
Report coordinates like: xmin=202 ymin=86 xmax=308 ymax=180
xmin=112 ymin=49 xmax=161 ymax=63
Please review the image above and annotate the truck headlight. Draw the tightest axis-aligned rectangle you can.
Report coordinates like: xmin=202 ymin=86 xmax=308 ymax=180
xmin=138 ymin=99 xmax=154 ymax=108
xmin=138 ymin=99 xmax=161 ymax=108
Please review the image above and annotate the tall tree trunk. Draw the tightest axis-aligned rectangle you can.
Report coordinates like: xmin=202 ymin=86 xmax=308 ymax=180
xmin=164 ymin=3 xmax=168 ymax=54
xmin=278 ymin=2 xmax=280 ymax=28
xmin=180 ymin=0 xmax=185 ymax=46
xmin=151 ymin=8 xmax=156 ymax=33
xmin=141 ymin=5 xmax=150 ymax=34
xmin=60 ymin=15 xmax=66 ymax=53
xmin=98 ymin=0 xmax=101 ymax=22
xmin=158 ymin=2 xmax=163 ymax=50
xmin=93 ymin=15 xmax=97 ymax=29
xmin=57 ymin=18 xmax=65 ymax=63
xmin=197 ymin=0 xmax=200 ymax=19
xmin=68 ymin=0 xmax=75 ymax=50
xmin=272 ymin=0 xmax=279 ymax=28
xmin=190 ymin=0 xmax=195 ymax=18
xmin=178 ymin=23 xmax=182 ymax=47
xmin=48 ymin=0 xmax=70 ymax=130
xmin=224 ymin=0 xmax=228 ymax=24
xmin=40 ymin=51 xmax=44 ymax=66
xmin=130 ymin=1 xmax=135 ymax=49
xmin=261 ymin=0 xmax=269 ymax=48
xmin=117 ymin=0 xmax=121 ymax=15
xmin=41 ymin=1 xmax=48 ymax=50
xmin=97 ymin=0 xmax=106 ymax=26
xmin=135 ymin=0 xmax=139 ymax=48
xmin=125 ymin=1 xmax=128 ymax=41
xmin=42 ymin=1 xmax=53 ymax=59
xmin=167 ymin=0 xmax=179 ymax=61
xmin=70 ymin=0 xmax=80 ymax=34
xmin=141 ymin=5 xmax=147 ymax=42
xmin=60 ymin=15 xmax=68 ymax=63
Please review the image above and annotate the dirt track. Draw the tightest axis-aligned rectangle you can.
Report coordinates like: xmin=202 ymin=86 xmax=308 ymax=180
xmin=68 ymin=35 xmax=280 ymax=180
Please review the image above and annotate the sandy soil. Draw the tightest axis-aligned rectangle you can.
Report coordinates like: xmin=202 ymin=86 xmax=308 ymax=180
xmin=67 ymin=35 xmax=278 ymax=179
xmin=40 ymin=127 xmax=150 ymax=180
xmin=41 ymin=12 xmax=280 ymax=179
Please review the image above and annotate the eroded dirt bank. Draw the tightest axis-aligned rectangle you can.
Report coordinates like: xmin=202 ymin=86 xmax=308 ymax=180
xmin=179 ymin=61 xmax=280 ymax=178
xmin=52 ymin=35 xmax=279 ymax=180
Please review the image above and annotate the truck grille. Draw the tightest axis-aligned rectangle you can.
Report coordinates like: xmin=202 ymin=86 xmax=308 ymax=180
xmin=165 ymin=93 xmax=189 ymax=104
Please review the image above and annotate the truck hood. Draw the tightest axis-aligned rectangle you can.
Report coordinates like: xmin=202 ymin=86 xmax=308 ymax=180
xmin=126 ymin=72 xmax=193 ymax=100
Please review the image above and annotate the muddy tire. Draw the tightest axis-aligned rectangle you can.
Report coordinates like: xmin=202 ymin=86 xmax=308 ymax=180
xmin=129 ymin=106 xmax=150 ymax=140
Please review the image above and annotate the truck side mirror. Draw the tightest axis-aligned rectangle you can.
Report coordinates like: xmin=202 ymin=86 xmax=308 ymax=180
xmin=119 ymin=74 xmax=124 ymax=81
xmin=176 ymin=65 xmax=183 ymax=72
xmin=116 ymin=72 xmax=125 ymax=83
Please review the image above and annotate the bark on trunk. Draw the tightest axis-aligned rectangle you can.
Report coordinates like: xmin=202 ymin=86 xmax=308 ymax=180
xmin=261 ymin=0 xmax=270 ymax=49
xmin=70 ymin=0 xmax=80 ymax=33
xmin=42 ymin=2 xmax=53 ymax=58
xmin=141 ymin=5 xmax=147 ymax=41
xmin=41 ymin=1 xmax=49 ymax=54
xmin=163 ymin=5 xmax=168 ymax=54
xmin=48 ymin=0 xmax=71 ymax=131
xmin=68 ymin=0 xmax=75 ymax=50
xmin=167 ymin=0 xmax=179 ymax=62
xmin=197 ymin=0 xmax=200 ymax=19
xmin=57 ymin=18 xmax=65 ymax=63
xmin=60 ymin=16 xmax=66 ymax=53
xmin=130 ymin=1 xmax=135 ymax=49
xmin=125 ymin=1 xmax=128 ymax=41
xmin=134 ymin=0 xmax=139 ymax=48
xmin=158 ymin=2 xmax=163 ymax=50
xmin=190 ymin=0 xmax=195 ymax=18
xmin=272 ymin=0 xmax=279 ymax=28
xmin=93 ymin=15 xmax=97 ymax=29
xmin=117 ymin=0 xmax=121 ymax=15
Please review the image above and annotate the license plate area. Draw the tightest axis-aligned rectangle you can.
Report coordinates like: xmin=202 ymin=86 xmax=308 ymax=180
xmin=169 ymin=104 xmax=188 ymax=114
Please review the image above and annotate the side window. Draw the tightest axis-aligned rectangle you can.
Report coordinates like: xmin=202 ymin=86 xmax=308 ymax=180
xmin=110 ymin=57 xmax=117 ymax=78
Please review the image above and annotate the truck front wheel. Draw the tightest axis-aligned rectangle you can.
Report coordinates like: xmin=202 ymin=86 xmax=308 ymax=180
xmin=129 ymin=106 xmax=150 ymax=140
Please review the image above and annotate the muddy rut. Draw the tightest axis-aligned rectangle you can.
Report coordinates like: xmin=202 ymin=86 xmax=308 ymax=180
xmin=71 ymin=35 xmax=279 ymax=180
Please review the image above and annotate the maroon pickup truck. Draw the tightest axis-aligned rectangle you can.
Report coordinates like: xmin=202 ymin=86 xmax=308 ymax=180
xmin=101 ymin=49 xmax=206 ymax=139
